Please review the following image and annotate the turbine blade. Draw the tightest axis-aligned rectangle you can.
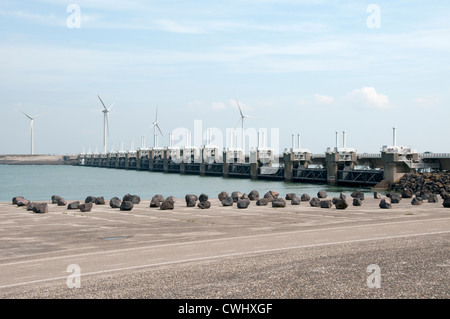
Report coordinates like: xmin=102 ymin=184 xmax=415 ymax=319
xmin=156 ymin=124 xmax=163 ymax=137
xmin=233 ymin=118 xmax=242 ymax=129
xmin=97 ymin=95 xmax=108 ymax=110
xmin=108 ymin=102 xmax=115 ymax=111
xmin=235 ymin=98 xmax=244 ymax=117
xmin=32 ymin=112 xmax=46 ymax=119
xmin=18 ymin=109 xmax=33 ymax=120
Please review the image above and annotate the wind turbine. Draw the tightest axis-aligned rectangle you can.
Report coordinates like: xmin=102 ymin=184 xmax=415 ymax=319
xmin=234 ymin=98 xmax=256 ymax=153
xmin=18 ymin=109 xmax=42 ymax=155
xmin=152 ymin=106 xmax=163 ymax=148
xmin=97 ymin=95 xmax=115 ymax=154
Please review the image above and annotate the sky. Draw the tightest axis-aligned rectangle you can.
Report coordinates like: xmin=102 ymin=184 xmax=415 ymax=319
xmin=0 ymin=0 xmax=449 ymax=155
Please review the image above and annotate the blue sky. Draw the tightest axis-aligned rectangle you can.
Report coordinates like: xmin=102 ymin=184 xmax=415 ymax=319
xmin=0 ymin=0 xmax=449 ymax=155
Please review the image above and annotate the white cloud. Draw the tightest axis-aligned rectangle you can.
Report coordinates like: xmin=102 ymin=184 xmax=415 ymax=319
xmin=349 ymin=87 xmax=391 ymax=109
xmin=154 ymin=19 xmax=205 ymax=34
xmin=314 ymin=94 xmax=334 ymax=104
xmin=38 ymin=0 xmax=144 ymax=12
xmin=202 ymin=20 xmax=326 ymax=33
xmin=211 ymin=102 xmax=227 ymax=111
xmin=0 ymin=9 xmax=63 ymax=26
xmin=187 ymin=100 xmax=204 ymax=111
xmin=230 ymin=99 xmax=253 ymax=112
xmin=414 ymin=97 xmax=440 ymax=108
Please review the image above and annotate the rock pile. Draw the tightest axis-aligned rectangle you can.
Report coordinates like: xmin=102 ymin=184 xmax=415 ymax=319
xmin=390 ymin=172 xmax=450 ymax=195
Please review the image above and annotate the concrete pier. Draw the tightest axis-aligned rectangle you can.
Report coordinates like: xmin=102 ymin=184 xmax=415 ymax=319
xmin=0 ymin=154 xmax=78 ymax=165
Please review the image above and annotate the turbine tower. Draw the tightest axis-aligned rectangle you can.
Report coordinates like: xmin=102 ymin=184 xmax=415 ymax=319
xmin=234 ymin=98 xmax=255 ymax=154
xmin=152 ymin=106 xmax=163 ymax=148
xmin=19 ymin=109 xmax=41 ymax=155
xmin=97 ymin=95 xmax=115 ymax=154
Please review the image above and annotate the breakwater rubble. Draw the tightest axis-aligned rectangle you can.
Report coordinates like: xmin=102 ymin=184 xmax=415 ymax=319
xmin=390 ymin=172 xmax=450 ymax=196
xmin=10 ymin=185 xmax=450 ymax=213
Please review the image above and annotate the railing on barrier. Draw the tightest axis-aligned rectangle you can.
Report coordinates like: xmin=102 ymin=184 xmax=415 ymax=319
xmin=420 ymin=153 xmax=450 ymax=158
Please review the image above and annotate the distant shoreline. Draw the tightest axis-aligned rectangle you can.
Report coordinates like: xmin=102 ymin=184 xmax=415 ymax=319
xmin=0 ymin=154 xmax=78 ymax=165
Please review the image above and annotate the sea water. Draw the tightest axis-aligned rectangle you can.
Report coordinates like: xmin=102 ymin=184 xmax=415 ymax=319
xmin=0 ymin=165 xmax=373 ymax=202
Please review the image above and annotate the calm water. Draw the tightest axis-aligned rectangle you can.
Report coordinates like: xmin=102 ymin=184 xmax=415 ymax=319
xmin=0 ymin=165 xmax=374 ymax=202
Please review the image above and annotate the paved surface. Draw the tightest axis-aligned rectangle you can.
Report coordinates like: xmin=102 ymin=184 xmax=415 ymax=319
xmin=0 ymin=196 xmax=449 ymax=299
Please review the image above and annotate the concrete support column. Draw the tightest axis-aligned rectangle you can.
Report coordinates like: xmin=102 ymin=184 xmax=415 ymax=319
xmin=250 ymin=163 xmax=258 ymax=180
xmin=200 ymin=149 xmax=206 ymax=176
xmin=223 ymin=151 xmax=229 ymax=178
xmin=179 ymin=150 xmax=185 ymax=174
xmin=381 ymin=151 xmax=411 ymax=184
xmin=383 ymin=163 xmax=403 ymax=184
xmin=163 ymin=150 xmax=169 ymax=173
xmin=250 ymin=150 xmax=259 ymax=179
xmin=149 ymin=150 xmax=155 ymax=171
xmin=326 ymin=163 xmax=338 ymax=185
xmin=125 ymin=153 xmax=130 ymax=169
xmin=283 ymin=152 xmax=294 ymax=182
xmin=136 ymin=151 xmax=142 ymax=170
xmin=325 ymin=152 xmax=338 ymax=185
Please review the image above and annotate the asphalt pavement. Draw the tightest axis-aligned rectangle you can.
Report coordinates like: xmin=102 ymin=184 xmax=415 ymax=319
xmin=0 ymin=196 xmax=448 ymax=299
